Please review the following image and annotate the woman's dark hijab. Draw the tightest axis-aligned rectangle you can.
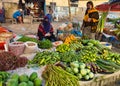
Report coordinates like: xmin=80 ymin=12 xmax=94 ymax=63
xmin=42 ymin=16 xmax=51 ymax=33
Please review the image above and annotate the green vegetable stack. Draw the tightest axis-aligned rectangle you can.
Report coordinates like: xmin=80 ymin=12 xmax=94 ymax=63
xmin=66 ymin=61 xmax=94 ymax=80
xmin=38 ymin=39 xmax=52 ymax=49
xmin=0 ymin=71 xmax=10 ymax=86
xmin=17 ymin=36 xmax=39 ymax=43
xmin=42 ymin=64 xmax=79 ymax=86
xmin=56 ymin=44 xmax=70 ymax=53
xmin=6 ymin=72 xmax=42 ymax=86
xmin=28 ymin=51 xmax=60 ymax=66
xmin=96 ymin=59 xmax=120 ymax=73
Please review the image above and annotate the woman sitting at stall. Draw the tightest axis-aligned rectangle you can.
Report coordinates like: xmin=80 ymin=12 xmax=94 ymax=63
xmin=37 ymin=16 xmax=57 ymax=42
xmin=57 ymin=22 xmax=82 ymax=40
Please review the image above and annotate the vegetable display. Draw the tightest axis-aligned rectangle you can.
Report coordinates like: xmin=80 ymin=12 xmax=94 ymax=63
xmin=0 ymin=52 xmax=28 ymax=71
xmin=64 ymin=34 xmax=76 ymax=44
xmin=86 ymin=62 xmax=103 ymax=74
xmin=5 ymin=72 xmax=42 ymax=86
xmin=42 ymin=64 xmax=79 ymax=86
xmin=96 ymin=59 xmax=120 ymax=73
xmin=66 ymin=61 xmax=94 ymax=80
xmin=28 ymin=51 xmax=60 ymax=66
xmin=0 ymin=71 xmax=10 ymax=86
xmin=56 ymin=44 xmax=70 ymax=53
xmin=17 ymin=36 xmax=39 ymax=43
xmin=38 ymin=39 xmax=52 ymax=49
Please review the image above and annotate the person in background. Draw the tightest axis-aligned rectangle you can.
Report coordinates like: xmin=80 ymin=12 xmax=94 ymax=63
xmin=57 ymin=22 xmax=82 ymax=40
xmin=13 ymin=9 xmax=23 ymax=23
xmin=57 ymin=23 xmax=67 ymax=40
xmin=24 ymin=7 xmax=30 ymax=16
xmin=81 ymin=1 xmax=99 ymax=39
xmin=37 ymin=16 xmax=57 ymax=42
xmin=39 ymin=10 xmax=44 ymax=18
xmin=46 ymin=7 xmax=53 ymax=23
xmin=0 ymin=6 xmax=5 ymax=23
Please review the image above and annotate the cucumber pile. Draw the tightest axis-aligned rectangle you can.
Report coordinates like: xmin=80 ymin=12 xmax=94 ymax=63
xmin=96 ymin=59 xmax=120 ymax=73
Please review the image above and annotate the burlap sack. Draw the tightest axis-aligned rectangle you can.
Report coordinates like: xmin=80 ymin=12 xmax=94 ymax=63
xmin=24 ymin=41 xmax=38 ymax=54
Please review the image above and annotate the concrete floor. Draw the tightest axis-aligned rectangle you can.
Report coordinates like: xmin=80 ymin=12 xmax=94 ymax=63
xmin=1 ymin=21 xmax=64 ymax=35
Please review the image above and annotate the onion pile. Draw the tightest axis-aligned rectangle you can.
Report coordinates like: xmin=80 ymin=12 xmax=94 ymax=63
xmin=0 ymin=51 xmax=28 ymax=71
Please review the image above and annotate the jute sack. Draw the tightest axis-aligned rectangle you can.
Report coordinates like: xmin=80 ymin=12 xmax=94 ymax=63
xmin=24 ymin=41 xmax=38 ymax=54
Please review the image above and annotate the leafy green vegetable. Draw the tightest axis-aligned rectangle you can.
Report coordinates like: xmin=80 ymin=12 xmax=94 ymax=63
xmin=38 ymin=39 xmax=52 ymax=49
xmin=17 ymin=36 xmax=39 ymax=43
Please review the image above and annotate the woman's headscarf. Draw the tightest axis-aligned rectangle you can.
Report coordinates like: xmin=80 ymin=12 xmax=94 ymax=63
xmin=42 ymin=16 xmax=51 ymax=33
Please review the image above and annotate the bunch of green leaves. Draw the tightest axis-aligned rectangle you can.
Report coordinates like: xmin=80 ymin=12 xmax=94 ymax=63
xmin=17 ymin=35 xmax=39 ymax=43
xmin=38 ymin=39 xmax=52 ymax=49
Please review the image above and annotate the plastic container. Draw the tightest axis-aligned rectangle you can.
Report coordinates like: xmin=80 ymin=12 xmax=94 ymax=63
xmin=100 ymin=42 xmax=112 ymax=49
xmin=0 ymin=41 xmax=5 ymax=50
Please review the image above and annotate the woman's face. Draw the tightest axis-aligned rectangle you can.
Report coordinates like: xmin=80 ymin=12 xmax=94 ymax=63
xmin=87 ymin=4 xmax=92 ymax=9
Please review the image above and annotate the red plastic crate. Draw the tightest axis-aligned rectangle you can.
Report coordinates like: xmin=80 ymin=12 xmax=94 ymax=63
xmin=0 ymin=41 xmax=5 ymax=50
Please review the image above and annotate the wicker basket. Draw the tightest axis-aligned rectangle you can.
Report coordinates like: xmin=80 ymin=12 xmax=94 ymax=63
xmin=0 ymin=32 xmax=13 ymax=39
xmin=8 ymin=42 xmax=25 ymax=56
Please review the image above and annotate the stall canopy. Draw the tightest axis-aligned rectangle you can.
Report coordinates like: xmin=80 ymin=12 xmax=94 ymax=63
xmin=109 ymin=0 xmax=120 ymax=4
xmin=95 ymin=1 xmax=120 ymax=12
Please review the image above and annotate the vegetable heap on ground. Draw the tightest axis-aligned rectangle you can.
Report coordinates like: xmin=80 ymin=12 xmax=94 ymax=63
xmin=17 ymin=36 xmax=53 ymax=49
xmin=0 ymin=51 xmax=28 ymax=71
xmin=28 ymin=51 xmax=60 ymax=66
xmin=29 ymin=38 xmax=120 ymax=74
xmin=42 ymin=64 xmax=79 ymax=86
xmin=3 ymin=72 xmax=42 ymax=86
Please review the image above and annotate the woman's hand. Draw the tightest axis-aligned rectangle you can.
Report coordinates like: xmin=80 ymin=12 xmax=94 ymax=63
xmin=88 ymin=18 xmax=92 ymax=22
xmin=45 ymin=33 xmax=51 ymax=36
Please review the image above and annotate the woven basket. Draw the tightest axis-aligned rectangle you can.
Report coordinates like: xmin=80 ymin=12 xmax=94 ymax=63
xmin=8 ymin=42 xmax=25 ymax=56
xmin=0 ymin=32 xmax=13 ymax=39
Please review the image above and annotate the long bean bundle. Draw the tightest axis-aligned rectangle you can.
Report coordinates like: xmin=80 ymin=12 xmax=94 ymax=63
xmin=42 ymin=65 xmax=79 ymax=86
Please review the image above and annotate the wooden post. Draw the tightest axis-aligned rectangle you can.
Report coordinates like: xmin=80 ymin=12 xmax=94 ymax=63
xmin=68 ymin=0 xmax=72 ymax=21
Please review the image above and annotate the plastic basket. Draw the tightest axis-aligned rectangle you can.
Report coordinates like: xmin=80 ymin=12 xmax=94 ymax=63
xmin=8 ymin=42 xmax=25 ymax=56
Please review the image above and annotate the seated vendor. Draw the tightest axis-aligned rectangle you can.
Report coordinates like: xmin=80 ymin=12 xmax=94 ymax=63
xmin=37 ymin=16 xmax=57 ymax=42
xmin=13 ymin=9 xmax=23 ymax=24
xmin=57 ymin=22 xmax=82 ymax=40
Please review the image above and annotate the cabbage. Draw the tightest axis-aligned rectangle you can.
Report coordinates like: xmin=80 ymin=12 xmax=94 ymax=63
xmin=80 ymin=69 xmax=87 ymax=76
xmin=79 ymin=63 xmax=86 ymax=69
xmin=70 ymin=62 xmax=79 ymax=68
xmin=66 ymin=67 xmax=73 ymax=73
xmin=88 ymin=72 xmax=94 ymax=78
xmin=73 ymin=68 xmax=79 ymax=74
xmin=84 ymin=75 xmax=90 ymax=80
xmin=86 ymin=69 xmax=91 ymax=74
xmin=77 ymin=74 xmax=82 ymax=79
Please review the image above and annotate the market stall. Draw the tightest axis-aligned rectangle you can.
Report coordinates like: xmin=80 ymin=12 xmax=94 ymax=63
xmin=95 ymin=0 xmax=120 ymax=48
xmin=0 ymin=26 xmax=120 ymax=86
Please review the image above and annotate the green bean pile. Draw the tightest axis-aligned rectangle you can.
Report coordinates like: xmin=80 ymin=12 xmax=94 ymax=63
xmin=42 ymin=65 xmax=79 ymax=86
